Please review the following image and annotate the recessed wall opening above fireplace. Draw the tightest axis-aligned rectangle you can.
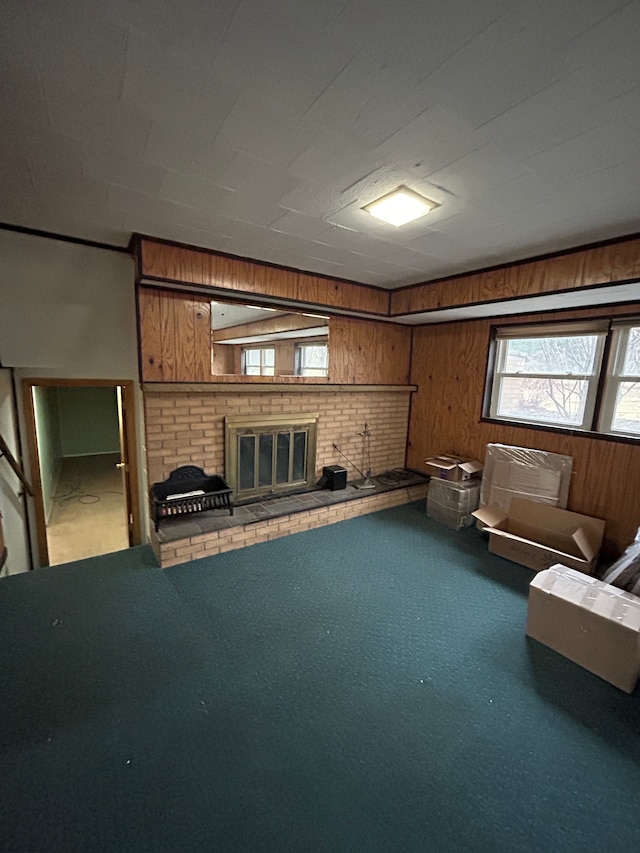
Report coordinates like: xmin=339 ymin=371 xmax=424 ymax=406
xmin=225 ymin=414 xmax=319 ymax=502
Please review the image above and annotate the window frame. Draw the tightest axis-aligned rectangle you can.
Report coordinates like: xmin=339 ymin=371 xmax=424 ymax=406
xmin=241 ymin=346 xmax=275 ymax=376
xmin=294 ymin=341 xmax=329 ymax=377
xmin=598 ymin=322 xmax=640 ymax=438
xmin=483 ymin=316 xmax=640 ymax=443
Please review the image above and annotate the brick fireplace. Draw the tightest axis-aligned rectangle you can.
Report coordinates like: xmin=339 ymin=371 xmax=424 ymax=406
xmin=144 ymin=383 xmax=423 ymax=566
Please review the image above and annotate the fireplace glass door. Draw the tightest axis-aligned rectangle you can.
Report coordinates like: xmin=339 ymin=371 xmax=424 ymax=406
xmin=226 ymin=414 xmax=318 ymax=501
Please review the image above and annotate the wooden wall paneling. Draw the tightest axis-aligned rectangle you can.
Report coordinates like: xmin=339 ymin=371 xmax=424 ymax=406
xmin=327 ymin=318 xmax=351 ymax=383
xmin=329 ymin=318 xmax=411 ymax=385
xmin=138 ymin=288 xmax=164 ymax=381
xmin=479 ymin=268 xmax=509 ymax=301
xmin=606 ymin=239 xmax=640 ymax=281
xmin=513 ymin=260 xmax=544 ymax=296
xmin=212 ymin=344 xmax=234 ymax=375
xmin=297 ymin=273 xmax=321 ymax=306
xmin=140 ymin=289 xmax=212 ymax=382
xmin=275 ymin=340 xmax=296 ymax=376
xmin=390 ymin=236 xmax=640 ymax=316
xmin=138 ymin=239 xmax=388 ymax=316
xmin=159 ymin=291 xmax=180 ymax=382
xmin=582 ymin=244 xmax=627 ymax=286
xmin=408 ymin=305 xmax=640 ymax=556
xmin=211 ymin=313 xmax=321 ymax=342
xmin=389 ymin=287 xmax=410 ymax=316
xmin=538 ymin=252 xmax=584 ymax=294
xmin=173 ymin=294 xmax=197 ymax=382
xmin=192 ymin=299 xmax=212 ymax=381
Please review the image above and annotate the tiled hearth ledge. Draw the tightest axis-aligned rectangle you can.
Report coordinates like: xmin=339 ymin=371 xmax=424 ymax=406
xmin=151 ymin=473 xmax=428 ymax=568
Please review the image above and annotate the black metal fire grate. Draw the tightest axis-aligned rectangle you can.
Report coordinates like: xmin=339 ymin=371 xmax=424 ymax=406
xmin=151 ymin=466 xmax=233 ymax=531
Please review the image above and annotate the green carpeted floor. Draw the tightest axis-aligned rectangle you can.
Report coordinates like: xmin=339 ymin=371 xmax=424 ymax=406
xmin=1 ymin=501 xmax=639 ymax=852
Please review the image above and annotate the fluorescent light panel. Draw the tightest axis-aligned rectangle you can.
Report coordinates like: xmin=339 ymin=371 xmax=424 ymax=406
xmin=363 ymin=186 xmax=439 ymax=226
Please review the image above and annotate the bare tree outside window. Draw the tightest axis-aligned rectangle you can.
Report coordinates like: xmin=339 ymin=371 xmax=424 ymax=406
xmin=489 ymin=320 xmax=640 ymax=437
xmin=495 ymin=335 xmax=601 ymax=427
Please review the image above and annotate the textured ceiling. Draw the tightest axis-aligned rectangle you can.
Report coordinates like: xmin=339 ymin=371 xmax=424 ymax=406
xmin=2 ymin=0 xmax=640 ymax=289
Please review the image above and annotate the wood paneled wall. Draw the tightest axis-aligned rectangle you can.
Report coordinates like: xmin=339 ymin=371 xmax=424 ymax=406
xmin=328 ymin=316 xmax=411 ymax=384
xmin=138 ymin=286 xmax=412 ymax=385
xmin=212 ymin=344 xmax=235 ymax=375
xmin=139 ymin=238 xmax=389 ymax=315
xmin=211 ymin=312 xmax=323 ymax=342
xmin=138 ymin=288 xmax=212 ymax=382
xmin=390 ymin=236 xmax=640 ymax=315
xmin=408 ymin=304 xmax=640 ymax=558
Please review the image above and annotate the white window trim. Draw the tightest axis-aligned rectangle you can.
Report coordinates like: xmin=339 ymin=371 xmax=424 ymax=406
xmin=242 ymin=346 xmax=275 ymax=376
xmin=489 ymin=324 xmax=607 ymax=431
xmin=598 ymin=322 xmax=640 ymax=437
xmin=486 ymin=318 xmax=640 ymax=439
xmin=295 ymin=342 xmax=328 ymax=377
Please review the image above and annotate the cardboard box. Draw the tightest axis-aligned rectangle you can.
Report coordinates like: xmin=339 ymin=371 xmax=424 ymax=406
xmin=424 ymin=455 xmax=483 ymax=482
xmin=526 ymin=565 xmax=640 ymax=693
xmin=472 ymin=498 xmax=605 ymax=574
xmin=427 ymin=479 xmax=481 ymax=530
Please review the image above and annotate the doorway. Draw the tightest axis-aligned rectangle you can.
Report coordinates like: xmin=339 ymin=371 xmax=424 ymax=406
xmin=23 ymin=379 xmax=141 ymax=567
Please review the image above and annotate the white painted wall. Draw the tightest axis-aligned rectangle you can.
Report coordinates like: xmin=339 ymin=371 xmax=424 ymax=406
xmin=0 ymin=230 xmax=137 ymax=377
xmin=0 ymin=230 xmax=148 ymax=569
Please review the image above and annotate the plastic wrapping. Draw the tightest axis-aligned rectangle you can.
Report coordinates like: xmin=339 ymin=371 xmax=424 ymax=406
xmin=480 ymin=443 xmax=573 ymax=512
xmin=601 ymin=527 xmax=640 ymax=595
xmin=527 ymin=564 xmax=640 ymax=692
xmin=427 ymin=479 xmax=480 ymax=530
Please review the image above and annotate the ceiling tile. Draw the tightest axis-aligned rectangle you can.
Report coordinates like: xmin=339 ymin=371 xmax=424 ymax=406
xmin=2 ymin=0 xmax=640 ymax=288
xmin=0 ymin=58 xmax=49 ymax=129
xmin=215 ymin=90 xmax=318 ymax=168
xmin=158 ymin=171 xmax=236 ymax=209
xmin=476 ymin=71 xmax=611 ymax=160
xmin=144 ymin=124 xmax=237 ymax=178
xmin=268 ymin=211 xmax=332 ymax=241
xmin=217 ymin=153 xmax=299 ymax=199
xmin=558 ymin=1 xmax=640 ymax=101
xmin=122 ymin=29 xmax=238 ymax=128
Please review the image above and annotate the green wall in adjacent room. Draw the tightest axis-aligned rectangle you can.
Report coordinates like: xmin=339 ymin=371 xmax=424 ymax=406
xmin=57 ymin=386 xmax=120 ymax=457
xmin=32 ymin=386 xmax=63 ymax=522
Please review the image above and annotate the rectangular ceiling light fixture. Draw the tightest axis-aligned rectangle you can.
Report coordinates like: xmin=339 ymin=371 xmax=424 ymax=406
xmin=363 ymin=186 xmax=439 ymax=226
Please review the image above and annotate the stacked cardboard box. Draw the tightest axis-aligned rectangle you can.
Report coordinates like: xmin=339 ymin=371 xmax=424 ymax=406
xmin=427 ymin=479 xmax=481 ymax=531
xmin=424 ymin=455 xmax=483 ymax=482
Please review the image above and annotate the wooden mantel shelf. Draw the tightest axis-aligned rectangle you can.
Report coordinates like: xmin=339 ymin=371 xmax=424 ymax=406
xmin=143 ymin=383 xmax=418 ymax=394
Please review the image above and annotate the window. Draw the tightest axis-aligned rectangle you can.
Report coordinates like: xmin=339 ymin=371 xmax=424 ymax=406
xmin=486 ymin=319 xmax=640 ymax=439
xmin=599 ymin=322 xmax=640 ymax=436
xmin=295 ymin=343 xmax=328 ymax=377
xmin=242 ymin=347 xmax=275 ymax=376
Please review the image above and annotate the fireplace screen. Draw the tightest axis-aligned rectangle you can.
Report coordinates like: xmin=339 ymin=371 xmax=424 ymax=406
xmin=225 ymin=413 xmax=318 ymax=501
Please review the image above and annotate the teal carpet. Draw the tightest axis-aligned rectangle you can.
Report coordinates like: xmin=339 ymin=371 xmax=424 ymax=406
xmin=1 ymin=502 xmax=639 ymax=852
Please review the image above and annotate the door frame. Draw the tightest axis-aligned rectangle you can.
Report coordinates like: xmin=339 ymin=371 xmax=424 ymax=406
xmin=22 ymin=378 xmax=142 ymax=566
